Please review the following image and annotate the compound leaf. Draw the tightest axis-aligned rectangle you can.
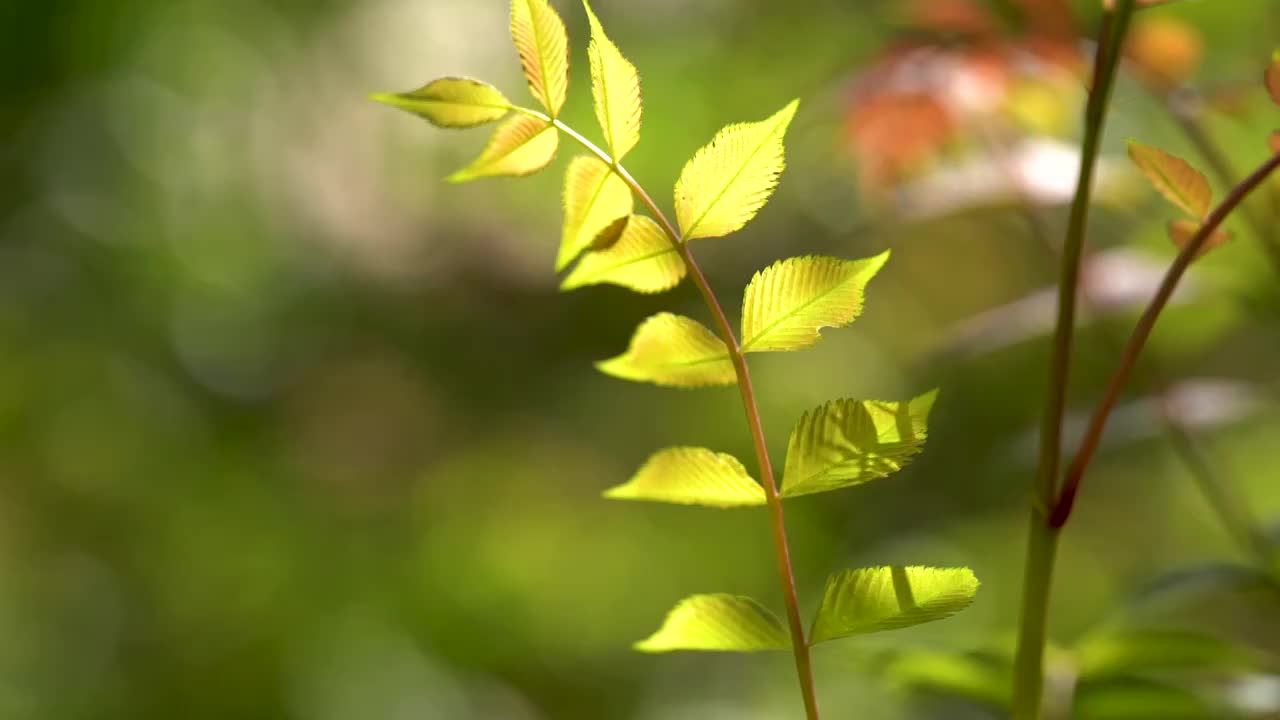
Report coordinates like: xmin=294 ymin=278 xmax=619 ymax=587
xmin=584 ymin=1 xmax=642 ymax=160
xmin=371 ymin=77 xmax=511 ymax=128
xmin=510 ymin=0 xmax=569 ymax=117
xmin=674 ymin=100 xmax=798 ymax=240
xmin=447 ymin=114 xmax=558 ymax=182
xmin=810 ymin=567 xmax=979 ymax=645
xmin=561 ymin=215 xmax=685 ymax=293
xmin=1167 ymin=219 xmax=1231 ymax=260
xmin=558 ymin=155 xmax=633 ymax=270
xmin=741 ymin=252 xmax=889 ymax=353
xmin=636 ymin=594 xmax=789 ymax=652
xmin=597 ymin=313 xmax=735 ymax=388
xmin=1127 ymin=141 xmax=1211 ymax=218
xmin=603 ymin=447 xmax=765 ymax=508
xmin=781 ymin=391 xmax=936 ymax=498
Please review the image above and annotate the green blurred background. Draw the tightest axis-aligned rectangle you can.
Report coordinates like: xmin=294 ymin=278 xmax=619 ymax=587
xmin=4 ymin=0 xmax=1280 ymax=717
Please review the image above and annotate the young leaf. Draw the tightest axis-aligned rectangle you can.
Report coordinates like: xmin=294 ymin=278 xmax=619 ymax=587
xmin=740 ymin=252 xmax=890 ymax=353
xmin=1167 ymin=219 xmax=1231 ymax=260
xmin=1126 ymin=141 xmax=1212 ymax=218
xmin=674 ymin=100 xmax=799 ymax=240
xmin=561 ymin=216 xmax=686 ymax=293
xmin=635 ymin=594 xmax=789 ymax=652
xmin=809 ymin=566 xmax=979 ymax=645
xmin=510 ymin=0 xmax=569 ymax=117
xmin=597 ymin=313 xmax=735 ymax=388
xmin=1266 ymin=52 xmax=1280 ymax=106
xmin=447 ymin=114 xmax=558 ymax=183
xmin=558 ymin=155 xmax=633 ymax=270
xmin=584 ymin=1 xmax=642 ymax=160
xmin=781 ymin=391 xmax=936 ymax=499
xmin=603 ymin=447 xmax=765 ymax=508
xmin=371 ymin=78 xmax=511 ymax=128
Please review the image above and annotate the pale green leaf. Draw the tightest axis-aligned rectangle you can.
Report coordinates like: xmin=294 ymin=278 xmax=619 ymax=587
xmin=447 ymin=114 xmax=558 ymax=183
xmin=597 ymin=313 xmax=735 ymax=388
xmin=370 ymin=77 xmax=511 ymax=128
xmin=558 ymin=156 xmax=633 ymax=269
xmin=781 ymin=391 xmax=936 ymax=498
xmin=561 ymin=216 xmax=685 ymax=293
xmin=636 ymin=594 xmax=789 ymax=652
xmin=603 ymin=446 xmax=765 ymax=508
xmin=1127 ymin=140 xmax=1212 ymax=218
xmin=584 ymin=1 xmax=642 ymax=160
xmin=674 ymin=100 xmax=798 ymax=240
xmin=1167 ymin=219 xmax=1231 ymax=260
xmin=741 ymin=252 xmax=889 ymax=353
xmin=510 ymin=0 xmax=569 ymax=117
xmin=810 ymin=566 xmax=979 ymax=645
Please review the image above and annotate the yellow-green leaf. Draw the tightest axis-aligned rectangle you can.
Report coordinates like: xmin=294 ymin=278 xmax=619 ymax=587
xmin=636 ymin=594 xmax=789 ymax=653
xmin=810 ymin=567 xmax=979 ymax=645
xmin=510 ymin=0 xmax=569 ymax=117
xmin=674 ymin=100 xmax=799 ymax=240
xmin=597 ymin=313 xmax=735 ymax=387
xmin=370 ymin=78 xmax=511 ymax=128
xmin=782 ymin=391 xmax=937 ymax=498
xmin=561 ymin=216 xmax=685 ymax=293
xmin=1167 ymin=219 xmax=1232 ymax=260
xmin=603 ymin=447 xmax=765 ymax=508
xmin=1127 ymin=140 xmax=1212 ymax=218
xmin=583 ymin=1 xmax=642 ymax=160
xmin=741 ymin=252 xmax=889 ymax=353
xmin=447 ymin=114 xmax=558 ymax=183
xmin=558 ymin=156 xmax=633 ymax=270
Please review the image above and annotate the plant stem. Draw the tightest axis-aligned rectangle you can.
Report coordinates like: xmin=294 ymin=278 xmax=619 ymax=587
xmin=542 ymin=114 xmax=822 ymax=720
xmin=1011 ymin=4 xmax=1134 ymax=717
xmin=1049 ymin=149 xmax=1280 ymax=528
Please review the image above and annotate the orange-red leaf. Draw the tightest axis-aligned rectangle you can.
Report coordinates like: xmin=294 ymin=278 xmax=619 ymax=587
xmin=1167 ymin=219 xmax=1232 ymax=260
xmin=1127 ymin=141 xmax=1212 ymax=218
xmin=1267 ymin=53 xmax=1280 ymax=106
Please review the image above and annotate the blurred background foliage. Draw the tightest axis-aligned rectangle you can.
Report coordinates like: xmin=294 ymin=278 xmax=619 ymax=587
xmin=3 ymin=0 xmax=1280 ymax=717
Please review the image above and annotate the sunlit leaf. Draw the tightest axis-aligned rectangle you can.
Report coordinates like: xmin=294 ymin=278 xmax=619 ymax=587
xmin=810 ymin=567 xmax=979 ymax=645
xmin=885 ymin=650 xmax=1012 ymax=708
xmin=371 ymin=77 xmax=511 ymax=128
xmin=781 ymin=391 xmax=936 ymax=498
xmin=1074 ymin=677 xmax=1223 ymax=720
xmin=583 ymin=1 xmax=641 ymax=160
xmin=1075 ymin=629 xmax=1266 ymax=680
xmin=561 ymin=216 xmax=685 ymax=293
xmin=1167 ymin=219 xmax=1231 ymax=260
xmin=510 ymin=0 xmax=569 ymax=116
xmin=636 ymin=594 xmax=789 ymax=652
xmin=447 ymin=114 xmax=558 ymax=183
xmin=558 ymin=156 xmax=633 ymax=270
xmin=1267 ymin=52 xmax=1280 ymax=106
xmin=740 ymin=252 xmax=889 ymax=353
xmin=1127 ymin=141 xmax=1212 ymax=218
xmin=603 ymin=447 xmax=765 ymax=508
xmin=597 ymin=313 xmax=735 ymax=387
xmin=674 ymin=100 xmax=798 ymax=240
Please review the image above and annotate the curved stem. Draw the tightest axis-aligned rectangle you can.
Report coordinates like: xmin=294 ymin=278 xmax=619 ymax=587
xmin=539 ymin=113 xmax=822 ymax=719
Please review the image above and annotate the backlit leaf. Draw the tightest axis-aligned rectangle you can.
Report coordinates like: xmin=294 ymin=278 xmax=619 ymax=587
xmin=371 ymin=78 xmax=511 ymax=128
xmin=1267 ymin=52 xmax=1280 ymax=106
xmin=636 ymin=594 xmax=789 ymax=652
xmin=603 ymin=447 xmax=765 ymax=508
xmin=810 ymin=567 xmax=978 ymax=645
xmin=447 ymin=114 xmax=558 ymax=183
xmin=597 ymin=313 xmax=735 ymax=387
xmin=510 ymin=0 xmax=569 ymax=116
xmin=781 ymin=391 xmax=936 ymax=498
xmin=584 ymin=1 xmax=642 ymax=160
xmin=740 ymin=252 xmax=889 ymax=353
xmin=561 ymin=216 xmax=686 ymax=293
xmin=558 ymin=155 xmax=633 ymax=270
xmin=1167 ymin=219 xmax=1231 ymax=260
xmin=1127 ymin=141 xmax=1211 ymax=218
xmin=674 ymin=100 xmax=798 ymax=240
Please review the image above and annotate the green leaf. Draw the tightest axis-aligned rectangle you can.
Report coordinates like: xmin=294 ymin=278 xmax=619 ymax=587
xmin=510 ymin=0 xmax=569 ymax=117
xmin=1075 ymin=629 xmax=1267 ymax=680
xmin=674 ymin=100 xmax=798 ymax=240
xmin=370 ymin=78 xmax=511 ymax=129
xmin=810 ymin=566 xmax=979 ymax=645
xmin=558 ymin=156 xmax=633 ymax=270
xmin=561 ymin=216 xmax=686 ymax=293
xmin=603 ymin=447 xmax=765 ymax=508
xmin=740 ymin=252 xmax=889 ymax=353
xmin=781 ymin=391 xmax=936 ymax=499
xmin=635 ymin=594 xmax=789 ymax=652
xmin=1127 ymin=140 xmax=1212 ymax=218
xmin=1074 ymin=678 xmax=1225 ymax=720
xmin=583 ymin=1 xmax=641 ymax=160
xmin=885 ymin=650 xmax=1012 ymax=708
xmin=1167 ymin=219 xmax=1231 ymax=260
xmin=447 ymin=114 xmax=558 ymax=183
xmin=597 ymin=313 xmax=735 ymax=388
